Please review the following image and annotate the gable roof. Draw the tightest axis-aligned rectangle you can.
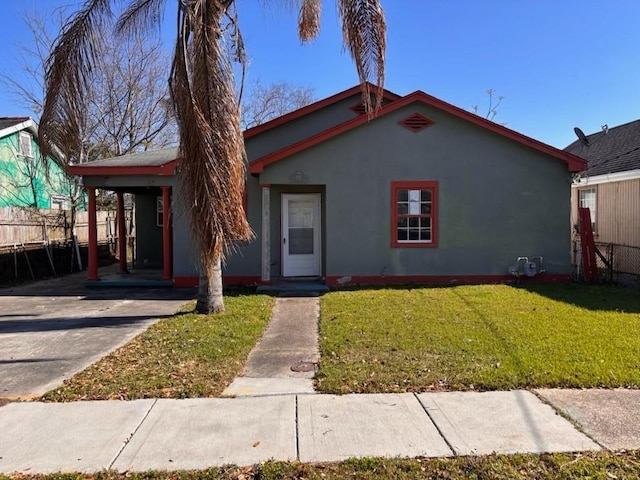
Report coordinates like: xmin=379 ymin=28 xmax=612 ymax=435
xmin=250 ymin=90 xmax=587 ymax=174
xmin=0 ymin=117 xmax=67 ymax=168
xmin=243 ymin=83 xmax=401 ymax=140
xmin=0 ymin=117 xmax=36 ymax=139
xmin=564 ymin=119 xmax=640 ymax=177
xmin=68 ymin=147 xmax=178 ymax=176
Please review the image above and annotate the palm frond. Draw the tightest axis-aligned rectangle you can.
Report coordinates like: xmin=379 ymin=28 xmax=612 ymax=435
xmin=38 ymin=0 xmax=113 ymax=164
xmin=116 ymin=0 xmax=166 ymax=36
xmin=299 ymin=0 xmax=321 ymax=42
xmin=171 ymin=0 xmax=252 ymax=269
xmin=337 ymin=0 xmax=386 ymax=114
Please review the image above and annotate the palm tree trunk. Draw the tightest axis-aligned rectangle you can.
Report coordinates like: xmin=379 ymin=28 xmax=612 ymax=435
xmin=195 ymin=257 xmax=224 ymax=314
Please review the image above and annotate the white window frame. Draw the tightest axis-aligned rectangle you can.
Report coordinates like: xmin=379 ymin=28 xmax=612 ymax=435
xmin=18 ymin=131 xmax=33 ymax=159
xmin=579 ymin=187 xmax=596 ymax=231
xmin=50 ymin=194 xmax=69 ymax=210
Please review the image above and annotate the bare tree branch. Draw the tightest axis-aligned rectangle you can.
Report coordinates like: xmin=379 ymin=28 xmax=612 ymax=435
xmin=241 ymin=80 xmax=316 ymax=129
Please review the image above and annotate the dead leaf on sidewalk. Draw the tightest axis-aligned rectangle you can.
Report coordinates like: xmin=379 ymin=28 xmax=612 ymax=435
xmin=252 ymin=440 xmax=261 ymax=448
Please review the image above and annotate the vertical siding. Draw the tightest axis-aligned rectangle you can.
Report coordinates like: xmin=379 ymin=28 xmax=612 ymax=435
xmin=596 ymin=179 xmax=640 ymax=247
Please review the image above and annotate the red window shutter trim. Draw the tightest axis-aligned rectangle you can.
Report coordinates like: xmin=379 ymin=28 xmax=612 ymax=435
xmin=390 ymin=180 xmax=439 ymax=248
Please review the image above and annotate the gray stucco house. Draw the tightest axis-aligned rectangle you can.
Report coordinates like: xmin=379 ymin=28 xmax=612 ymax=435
xmin=70 ymin=84 xmax=586 ymax=287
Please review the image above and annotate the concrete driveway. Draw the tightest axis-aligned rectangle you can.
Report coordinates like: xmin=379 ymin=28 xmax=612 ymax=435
xmin=0 ymin=271 xmax=195 ymax=399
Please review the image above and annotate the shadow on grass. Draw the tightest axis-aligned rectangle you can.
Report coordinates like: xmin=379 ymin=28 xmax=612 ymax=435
xmin=516 ymin=283 xmax=640 ymax=313
xmin=325 ymin=281 xmax=640 ymax=314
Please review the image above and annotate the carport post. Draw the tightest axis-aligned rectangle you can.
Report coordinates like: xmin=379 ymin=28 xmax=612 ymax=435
xmin=161 ymin=186 xmax=172 ymax=281
xmin=87 ymin=186 xmax=99 ymax=281
xmin=116 ymin=192 xmax=128 ymax=274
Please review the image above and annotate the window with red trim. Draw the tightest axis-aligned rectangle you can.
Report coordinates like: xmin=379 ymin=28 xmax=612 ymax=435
xmin=391 ymin=181 xmax=438 ymax=247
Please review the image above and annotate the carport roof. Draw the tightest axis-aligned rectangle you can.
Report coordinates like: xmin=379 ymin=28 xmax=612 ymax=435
xmin=68 ymin=147 xmax=179 ymax=176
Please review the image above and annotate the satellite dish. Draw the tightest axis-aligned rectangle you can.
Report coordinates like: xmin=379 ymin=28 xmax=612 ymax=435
xmin=574 ymin=127 xmax=589 ymax=147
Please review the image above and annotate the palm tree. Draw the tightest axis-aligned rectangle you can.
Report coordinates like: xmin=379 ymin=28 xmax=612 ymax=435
xmin=38 ymin=0 xmax=386 ymax=314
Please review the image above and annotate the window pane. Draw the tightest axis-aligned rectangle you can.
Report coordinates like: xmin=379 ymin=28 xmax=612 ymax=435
xmin=289 ymin=228 xmax=313 ymax=254
xmin=397 ymin=228 xmax=408 ymax=241
xmin=421 ymin=189 xmax=431 ymax=202
xmin=408 ymin=190 xmax=420 ymax=214
xmin=420 ymin=203 xmax=431 ymax=215
xmin=288 ymin=200 xmax=313 ymax=228
xmin=397 ymin=217 xmax=408 ymax=228
xmin=408 ymin=217 xmax=419 ymax=228
xmin=408 ymin=228 xmax=420 ymax=241
xmin=419 ymin=229 xmax=431 ymax=241
xmin=397 ymin=203 xmax=408 ymax=215
xmin=397 ymin=189 xmax=408 ymax=202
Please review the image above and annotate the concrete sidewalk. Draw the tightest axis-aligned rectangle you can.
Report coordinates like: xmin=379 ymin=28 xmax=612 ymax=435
xmin=5 ymin=388 xmax=640 ymax=475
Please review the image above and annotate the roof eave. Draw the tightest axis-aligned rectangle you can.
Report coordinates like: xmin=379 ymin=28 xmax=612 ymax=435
xmin=243 ymin=82 xmax=401 ymax=140
xmin=69 ymin=159 xmax=178 ymax=177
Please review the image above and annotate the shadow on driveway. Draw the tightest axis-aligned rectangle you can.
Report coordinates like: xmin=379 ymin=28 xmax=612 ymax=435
xmin=0 ymin=314 xmax=173 ymax=334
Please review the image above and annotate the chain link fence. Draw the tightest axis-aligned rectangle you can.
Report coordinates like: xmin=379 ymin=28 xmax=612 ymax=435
xmin=572 ymin=240 xmax=640 ymax=288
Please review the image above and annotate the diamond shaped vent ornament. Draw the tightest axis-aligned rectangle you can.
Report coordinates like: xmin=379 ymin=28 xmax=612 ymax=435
xmin=399 ymin=113 xmax=434 ymax=132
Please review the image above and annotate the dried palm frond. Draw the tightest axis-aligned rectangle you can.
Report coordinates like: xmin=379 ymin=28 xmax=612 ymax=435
xmin=38 ymin=0 xmax=113 ymax=164
xmin=299 ymin=0 xmax=321 ymax=42
xmin=170 ymin=0 xmax=252 ymax=271
xmin=337 ymin=0 xmax=386 ymax=114
xmin=116 ymin=0 xmax=167 ymax=36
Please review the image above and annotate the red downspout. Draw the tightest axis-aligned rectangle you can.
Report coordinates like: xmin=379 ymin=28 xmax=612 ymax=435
xmin=117 ymin=192 xmax=128 ymax=274
xmin=161 ymin=186 xmax=172 ymax=281
xmin=86 ymin=186 xmax=99 ymax=281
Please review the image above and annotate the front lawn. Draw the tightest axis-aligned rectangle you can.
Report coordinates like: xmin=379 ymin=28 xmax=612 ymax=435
xmin=317 ymin=284 xmax=640 ymax=393
xmin=42 ymin=294 xmax=274 ymax=401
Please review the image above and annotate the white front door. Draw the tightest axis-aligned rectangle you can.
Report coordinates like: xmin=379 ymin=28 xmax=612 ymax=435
xmin=282 ymin=194 xmax=321 ymax=277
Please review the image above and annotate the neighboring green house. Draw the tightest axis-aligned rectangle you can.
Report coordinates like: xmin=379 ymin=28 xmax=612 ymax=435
xmin=0 ymin=117 xmax=72 ymax=209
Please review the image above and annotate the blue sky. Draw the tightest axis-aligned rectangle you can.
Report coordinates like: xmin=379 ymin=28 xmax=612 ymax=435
xmin=1 ymin=0 xmax=638 ymax=149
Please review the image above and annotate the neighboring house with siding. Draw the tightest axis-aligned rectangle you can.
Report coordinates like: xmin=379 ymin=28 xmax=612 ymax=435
xmin=0 ymin=117 xmax=73 ymax=209
xmin=69 ymin=84 xmax=586 ymax=287
xmin=566 ymin=120 xmax=640 ymax=249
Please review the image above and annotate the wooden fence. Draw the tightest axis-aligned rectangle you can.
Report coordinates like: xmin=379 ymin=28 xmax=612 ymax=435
xmin=0 ymin=206 xmax=121 ymax=249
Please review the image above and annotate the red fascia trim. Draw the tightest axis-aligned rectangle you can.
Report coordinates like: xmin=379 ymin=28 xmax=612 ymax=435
xmin=390 ymin=180 xmax=439 ymax=248
xmin=325 ymin=274 xmax=571 ymax=288
xmin=69 ymin=159 xmax=178 ymax=177
xmin=243 ymin=83 xmax=401 ymax=140
xmin=172 ymin=275 xmax=261 ymax=288
xmin=250 ymin=91 xmax=587 ymax=174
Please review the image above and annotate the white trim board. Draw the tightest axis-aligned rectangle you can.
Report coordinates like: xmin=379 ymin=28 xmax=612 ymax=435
xmin=573 ymin=169 xmax=640 ymax=187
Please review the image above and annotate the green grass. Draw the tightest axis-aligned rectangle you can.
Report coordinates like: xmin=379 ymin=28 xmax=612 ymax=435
xmin=2 ymin=452 xmax=640 ymax=479
xmin=317 ymin=284 xmax=640 ymax=393
xmin=42 ymin=294 xmax=274 ymax=401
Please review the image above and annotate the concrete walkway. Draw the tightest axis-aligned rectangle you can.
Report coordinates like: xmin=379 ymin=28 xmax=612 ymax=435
xmin=5 ymin=388 xmax=640 ymax=474
xmin=223 ymin=297 xmax=320 ymax=397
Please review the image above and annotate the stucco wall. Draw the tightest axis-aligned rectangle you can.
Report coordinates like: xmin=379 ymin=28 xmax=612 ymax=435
xmin=240 ymin=101 xmax=572 ymax=278
xmin=245 ymin=94 xmax=397 ymax=161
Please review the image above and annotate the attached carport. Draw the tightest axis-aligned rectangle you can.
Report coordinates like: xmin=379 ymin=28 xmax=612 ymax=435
xmin=69 ymin=148 xmax=179 ymax=286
